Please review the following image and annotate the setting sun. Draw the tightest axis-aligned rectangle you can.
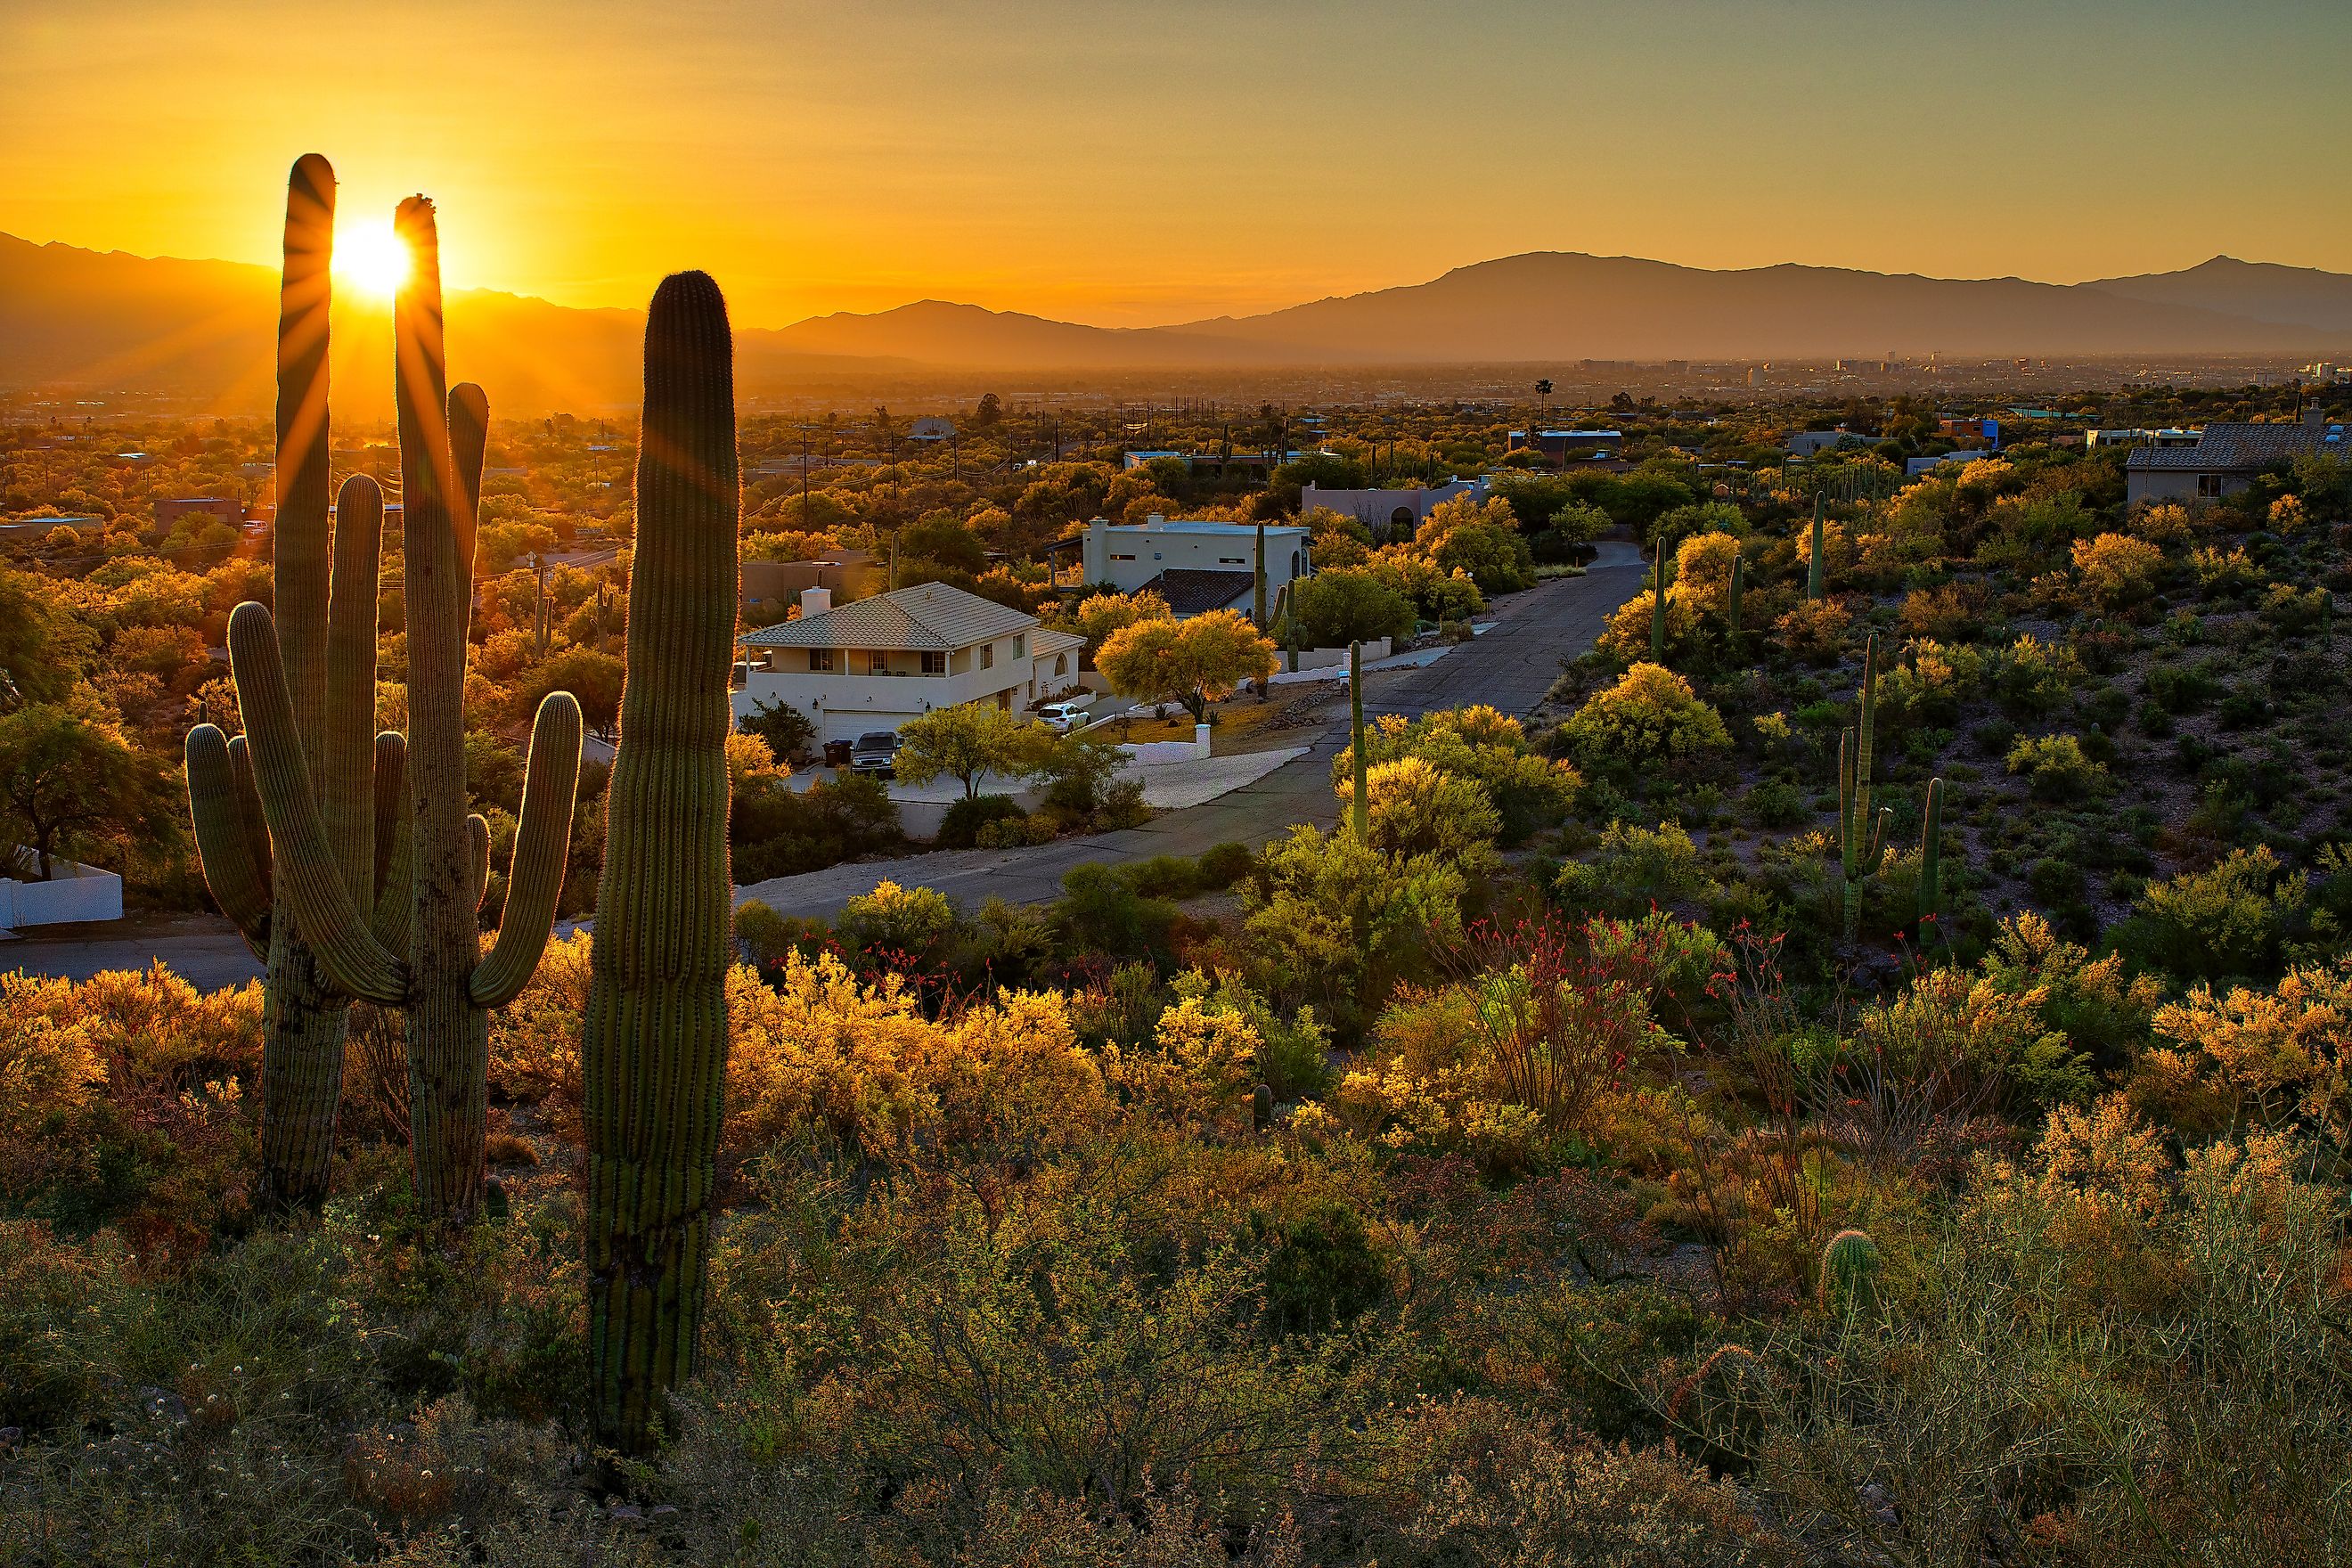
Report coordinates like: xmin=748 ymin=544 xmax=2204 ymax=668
xmin=335 ymin=221 xmax=411 ymax=298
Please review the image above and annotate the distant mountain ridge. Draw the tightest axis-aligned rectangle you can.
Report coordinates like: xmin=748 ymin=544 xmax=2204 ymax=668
xmin=6 ymin=231 xmax=2349 ymax=408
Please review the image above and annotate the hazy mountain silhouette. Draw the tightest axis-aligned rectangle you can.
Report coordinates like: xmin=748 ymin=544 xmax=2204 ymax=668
xmin=7 ymin=233 xmax=2348 ymax=405
xmin=772 ymin=299 xmax=1287 ymax=368
xmin=2081 ymin=256 xmax=2352 ymax=335
xmin=1171 ymin=252 xmax=2340 ymax=360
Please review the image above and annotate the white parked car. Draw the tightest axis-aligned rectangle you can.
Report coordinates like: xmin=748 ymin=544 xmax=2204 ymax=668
xmin=1038 ymin=698 xmax=1094 ymax=732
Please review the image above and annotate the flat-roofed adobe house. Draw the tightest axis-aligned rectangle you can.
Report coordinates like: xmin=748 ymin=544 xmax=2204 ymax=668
xmin=2126 ymin=417 xmax=2344 ymax=507
xmin=1077 ymin=514 xmax=1311 ymax=615
xmin=731 ymin=580 xmax=1083 ymax=743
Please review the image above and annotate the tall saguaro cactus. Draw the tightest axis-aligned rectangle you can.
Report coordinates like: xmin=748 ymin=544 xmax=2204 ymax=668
xmin=1348 ymin=640 xmax=1369 ymax=840
xmin=583 ymin=272 xmax=740 ymax=1453
xmin=186 ymin=155 xmax=409 ymax=1210
xmin=1917 ymin=776 xmax=1944 ymax=932
xmin=1836 ymin=633 xmax=1890 ymax=942
xmin=1807 ymin=495 xmax=1826 ymax=601
xmin=1727 ymin=553 xmax=1744 ymax=638
xmin=1253 ymin=518 xmax=1269 ymax=630
xmin=228 ymin=195 xmax=582 ymax=1223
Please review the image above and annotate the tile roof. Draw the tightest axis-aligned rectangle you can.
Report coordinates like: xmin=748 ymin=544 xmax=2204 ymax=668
xmin=2127 ymin=421 xmax=2343 ymax=471
xmin=1138 ymin=568 xmax=1255 ymax=616
xmin=739 ymin=580 xmax=1037 ymax=650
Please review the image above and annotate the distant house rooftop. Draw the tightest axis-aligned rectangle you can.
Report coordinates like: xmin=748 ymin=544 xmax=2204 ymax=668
xmin=2126 ymin=421 xmax=2342 ymax=472
xmin=739 ymin=580 xmax=1035 ymax=652
xmin=1136 ymin=568 xmax=1256 ymax=616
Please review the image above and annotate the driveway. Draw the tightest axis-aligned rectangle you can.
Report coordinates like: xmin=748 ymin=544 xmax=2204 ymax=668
xmin=5 ymin=545 xmax=1644 ymax=982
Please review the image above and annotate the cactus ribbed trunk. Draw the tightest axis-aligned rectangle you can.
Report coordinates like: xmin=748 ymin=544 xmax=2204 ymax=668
xmin=1807 ymin=495 xmax=1825 ymax=601
xmin=1253 ymin=519 xmax=1268 ymax=629
xmin=1727 ymin=553 xmax=1744 ymax=637
xmin=1837 ymin=633 xmax=1889 ymax=943
xmin=584 ymin=272 xmax=739 ymax=1454
xmin=395 ymin=198 xmax=490 ymax=1221
xmin=1348 ymin=640 xmax=1368 ymax=841
xmin=395 ymin=197 xmax=483 ymax=1219
xmin=254 ymin=153 xmax=347 ymax=1212
xmin=1917 ymin=775 xmax=1943 ymax=931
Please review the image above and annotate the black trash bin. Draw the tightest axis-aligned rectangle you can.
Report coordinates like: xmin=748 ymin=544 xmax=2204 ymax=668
xmin=823 ymin=739 xmax=853 ymax=768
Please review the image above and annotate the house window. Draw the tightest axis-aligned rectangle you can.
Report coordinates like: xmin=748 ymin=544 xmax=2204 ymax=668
xmin=921 ymin=650 xmax=945 ymax=674
xmin=1012 ymin=633 xmax=1025 ymax=659
xmin=808 ymin=648 xmax=836 ymax=673
xmin=2196 ymin=473 xmax=2225 ymax=498
xmin=866 ymin=650 xmax=891 ymax=674
xmin=1055 ymin=654 xmax=1067 ymax=676
xmin=980 ymin=641 xmax=994 ymax=670
xmin=1111 ymin=552 xmax=1136 ymax=561
xmin=1219 ymin=556 xmax=1245 ymax=565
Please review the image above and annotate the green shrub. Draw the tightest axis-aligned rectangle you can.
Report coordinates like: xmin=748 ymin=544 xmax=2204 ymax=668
xmin=1562 ymin=664 xmax=1733 ymax=770
xmin=2116 ymin=845 xmax=2307 ymax=981
xmin=938 ymin=793 xmax=1027 ymax=848
xmin=2005 ymin=733 xmax=2105 ymax=801
xmin=1556 ymin=821 xmax=1718 ymax=915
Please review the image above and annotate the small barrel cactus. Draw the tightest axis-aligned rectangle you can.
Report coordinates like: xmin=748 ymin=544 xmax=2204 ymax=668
xmin=1253 ymin=1082 xmax=1274 ymax=1132
xmin=1820 ymin=1228 xmax=1882 ymax=1316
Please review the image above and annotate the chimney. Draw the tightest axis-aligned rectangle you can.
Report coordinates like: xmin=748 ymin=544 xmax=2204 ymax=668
xmin=2306 ymin=403 xmax=2327 ymax=427
xmin=1146 ymin=513 xmax=1165 ymax=526
xmin=800 ymin=586 xmax=833 ymax=618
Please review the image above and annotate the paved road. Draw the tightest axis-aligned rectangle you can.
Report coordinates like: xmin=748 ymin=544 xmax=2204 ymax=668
xmin=731 ymin=542 xmax=1644 ymax=919
xmin=5 ymin=544 xmax=1644 ymax=981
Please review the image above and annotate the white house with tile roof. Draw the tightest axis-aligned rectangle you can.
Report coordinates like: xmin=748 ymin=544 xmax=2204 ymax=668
xmin=731 ymin=581 xmax=1084 ymax=742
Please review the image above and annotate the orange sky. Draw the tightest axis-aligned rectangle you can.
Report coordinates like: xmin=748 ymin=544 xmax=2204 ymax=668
xmin=5 ymin=0 xmax=2348 ymax=329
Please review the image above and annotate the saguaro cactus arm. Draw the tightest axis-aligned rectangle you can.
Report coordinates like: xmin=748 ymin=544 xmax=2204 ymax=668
xmin=186 ymin=724 xmax=272 ymax=956
xmin=471 ymin=692 xmax=583 ymax=1007
xmin=466 ymin=814 xmax=492 ymax=913
xmin=1918 ymin=775 xmax=1944 ymax=925
xmin=228 ymin=601 xmax=410 ymax=1004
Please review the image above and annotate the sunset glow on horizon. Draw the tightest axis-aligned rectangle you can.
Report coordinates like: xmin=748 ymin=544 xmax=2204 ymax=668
xmin=6 ymin=0 xmax=2351 ymax=331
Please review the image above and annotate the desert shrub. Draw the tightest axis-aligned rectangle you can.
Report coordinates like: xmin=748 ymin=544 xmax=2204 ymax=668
xmin=1744 ymin=778 xmax=1809 ymax=829
xmin=2130 ymin=965 xmax=2352 ymax=1147
xmin=730 ymin=770 xmax=902 ymax=883
xmin=2116 ymin=845 xmax=2307 ymax=982
xmin=738 ymin=696 xmax=815 ymax=762
xmin=2191 ymin=544 xmax=2262 ymax=595
xmin=1772 ymin=598 xmax=1852 ymax=660
xmin=834 ymin=878 xmax=961 ymax=966
xmin=1056 ymin=862 xmax=1184 ymax=962
xmin=1244 ymin=825 xmax=1467 ymax=1033
xmin=1597 ymin=587 xmax=1702 ymax=664
xmin=1898 ymin=582 xmax=1986 ymax=641
xmin=2071 ymin=531 xmax=2163 ymax=607
xmin=1993 ymin=633 xmax=2083 ymax=717
xmin=2260 ymin=582 xmax=2332 ymax=636
xmin=1555 ymin=821 xmax=1717 ymax=916
xmin=1671 ymin=531 xmax=1744 ymax=612
xmin=1196 ymin=840 xmax=1255 ymax=889
xmin=1336 ymin=706 xmax=1581 ymax=845
xmin=2005 ymin=732 xmax=2105 ymax=801
xmin=938 ymin=793 xmax=1027 ymax=848
xmin=1561 ymin=664 xmax=1732 ymax=770
xmin=2144 ymin=657 xmax=2222 ymax=714
xmin=1354 ymin=755 xmax=1503 ymax=870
